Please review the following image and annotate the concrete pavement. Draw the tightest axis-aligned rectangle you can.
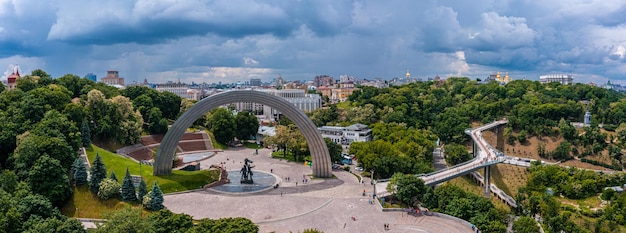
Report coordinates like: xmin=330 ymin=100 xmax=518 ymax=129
xmin=165 ymin=147 xmax=474 ymax=233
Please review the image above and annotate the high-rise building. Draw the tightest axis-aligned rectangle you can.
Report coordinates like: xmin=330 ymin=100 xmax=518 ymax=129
xmin=250 ymin=78 xmax=261 ymax=86
xmin=100 ymin=70 xmax=125 ymax=87
xmin=313 ymin=75 xmax=335 ymax=87
xmin=539 ymin=74 xmax=573 ymax=85
xmin=84 ymin=73 xmax=97 ymax=82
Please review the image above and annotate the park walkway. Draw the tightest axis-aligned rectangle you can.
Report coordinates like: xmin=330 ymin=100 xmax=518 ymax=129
xmin=164 ymin=147 xmax=475 ymax=233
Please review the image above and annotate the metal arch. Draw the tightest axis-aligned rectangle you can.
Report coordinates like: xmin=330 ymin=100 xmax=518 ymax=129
xmin=153 ymin=90 xmax=332 ymax=177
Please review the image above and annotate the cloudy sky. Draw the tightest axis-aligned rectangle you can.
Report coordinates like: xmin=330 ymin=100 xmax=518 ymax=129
xmin=1 ymin=0 xmax=625 ymax=85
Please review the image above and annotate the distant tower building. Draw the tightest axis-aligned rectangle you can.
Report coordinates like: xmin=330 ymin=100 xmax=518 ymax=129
xmin=274 ymin=75 xmax=284 ymax=87
xmin=405 ymin=70 xmax=411 ymax=79
xmin=584 ymin=111 xmax=592 ymax=126
xmin=84 ymin=73 xmax=97 ymax=82
xmin=250 ymin=78 xmax=261 ymax=86
xmin=100 ymin=70 xmax=125 ymax=87
xmin=6 ymin=65 xmax=21 ymax=91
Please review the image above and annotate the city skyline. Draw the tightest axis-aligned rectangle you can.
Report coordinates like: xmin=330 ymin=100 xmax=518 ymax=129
xmin=1 ymin=1 xmax=625 ymax=85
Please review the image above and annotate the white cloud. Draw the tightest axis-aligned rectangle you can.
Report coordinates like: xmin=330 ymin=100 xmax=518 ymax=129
xmin=2 ymin=0 xmax=626 ymax=85
xmin=0 ymin=55 xmax=46 ymax=80
xmin=242 ymin=57 xmax=259 ymax=66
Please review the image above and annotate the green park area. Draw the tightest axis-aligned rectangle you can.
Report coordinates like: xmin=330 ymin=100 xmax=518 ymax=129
xmin=61 ymin=145 xmax=219 ymax=218
xmin=85 ymin=145 xmax=219 ymax=193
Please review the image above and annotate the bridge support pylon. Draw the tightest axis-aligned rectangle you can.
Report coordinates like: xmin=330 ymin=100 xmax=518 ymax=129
xmin=483 ymin=165 xmax=490 ymax=197
xmin=473 ymin=141 xmax=478 ymax=158
xmin=494 ymin=125 xmax=505 ymax=151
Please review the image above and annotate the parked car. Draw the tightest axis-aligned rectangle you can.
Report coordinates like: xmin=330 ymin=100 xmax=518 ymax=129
xmin=355 ymin=167 xmax=364 ymax=171
xmin=332 ymin=164 xmax=343 ymax=170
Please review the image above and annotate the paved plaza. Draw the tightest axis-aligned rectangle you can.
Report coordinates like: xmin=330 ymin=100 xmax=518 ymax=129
xmin=164 ymin=147 xmax=474 ymax=233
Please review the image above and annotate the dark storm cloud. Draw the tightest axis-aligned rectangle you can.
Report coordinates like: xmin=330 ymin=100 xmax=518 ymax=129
xmin=1 ymin=0 xmax=626 ymax=84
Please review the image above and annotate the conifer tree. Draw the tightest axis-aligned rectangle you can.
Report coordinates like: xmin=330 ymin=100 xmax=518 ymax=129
xmin=73 ymin=158 xmax=88 ymax=186
xmin=137 ymin=178 xmax=148 ymax=201
xmin=148 ymin=181 xmax=164 ymax=210
xmin=109 ymin=171 xmax=118 ymax=182
xmin=121 ymin=167 xmax=137 ymax=202
xmin=81 ymin=120 xmax=91 ymax=147
xmin=71 ymin=157 xmax=82 ymax=176
xmin=89 ymin=153 xmax=107 ymax=193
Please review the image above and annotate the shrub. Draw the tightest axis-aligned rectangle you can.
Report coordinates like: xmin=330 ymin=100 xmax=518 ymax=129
xmin=98 ymin=178 xmax=121 ymax=200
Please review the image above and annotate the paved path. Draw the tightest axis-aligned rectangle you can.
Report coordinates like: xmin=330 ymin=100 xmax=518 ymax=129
xmin=165 ymin=147 xmax=474 ymax=233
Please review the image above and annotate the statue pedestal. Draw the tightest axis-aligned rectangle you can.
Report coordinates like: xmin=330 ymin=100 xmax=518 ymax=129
xmin=240 ymin=179 xmax=254 ymax=184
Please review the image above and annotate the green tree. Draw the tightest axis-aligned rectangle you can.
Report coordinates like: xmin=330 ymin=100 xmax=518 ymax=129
xmin=558 ymin=118 xmax=577 ymax=141
xmin=187 ymin=217 xmax=258 ymax=233
xmin=146 ymin=181 xmax=164 ymax=211
xmin=121 ymin=168 xmax=137 ymax=202
xmin=209 ymin=108 xmax=236 ymax=144
xmin=147 ymin=209 xmax=193 ymax=233
xmin=89 ymin=153 xmax=108 ymax=193
xmin=0 ymin=81 xmax=4 ymax=94
xmin=110 ymin=171 xmax=118 ymax=182
xmin=550 ymin=141 xmax=571 ymax=160
xmin=434 ymin=107 xmax=470 ymax=144
xmin=111 ymin=95 xmax=144 ymax=145
xmin=137 ymin=178 xmax=148 ymax=201
xmin=287 ymin=126 xmax=309 ymax=162
xmin=31 ymin=109 xmax=82 ymax=151
xmin=324 ymin=138 xmax=343 ymax=163
xmin=26 ymin=155 xmax=72 ymax=206
xmin=98 ymin=178 xmax=121 ymax=200
xmin=72 ymin=158 xmax=88 ymax=186
xmin=154 ymin=91 xmax=181 ymax=120
xmin=145 ymin=107 xmax=168 ymax=134
xmin=263 ymin=125 xmax=290 ymax=156
xmin=22 ymin=216 xmax=86 ymax=233
xmin=80 ymin=120 xmax=91 ymax=147
xmin=63 ymin=102 xmax=87 ymax=126
xmin=518 ymin=130 xmax=528 ymax=144
xmin=17 ymin=193 xmax=63 ymax=221
xmin=443 ymin=143 xmax=472 ymax=165
xmin=386 ymin=173 xmax=428 ymax=207
xmin=93 ymin=207 xmax=153 ymax=233
xmin=601 ymin=188 xmax=616 ymax=201
xmin=0 ymin=169 xmax=18 ymax=193
xmin=0 ymin=189 xmax=22 ymax=233
xmin=13 ymin=134 xmax=76 ymax=179
xmin=16 ymin=76 xmax=38 ymax=92
xmin=235 ymin=111 xmax=259 ymax=141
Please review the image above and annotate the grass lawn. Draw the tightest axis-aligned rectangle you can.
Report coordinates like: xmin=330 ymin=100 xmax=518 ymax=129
xmin=205 ymin=129 xmax=227 ymax=150
xmin=447 ymin=176 xmax=511 ymax=212
xmin=244 ymin=141 xmax=261 ymax=149
xmin=335 ymin=101 xmax=353 ymax=110
xmin=61 ymin=185 xmax=149 ymax=219
xmin=86 ymin=145 xmax=219 ymax=193
xmin=556 ymin=195 xmax=603 ymax=210
xmin=271 ymin=150 xmax=311 ymax=163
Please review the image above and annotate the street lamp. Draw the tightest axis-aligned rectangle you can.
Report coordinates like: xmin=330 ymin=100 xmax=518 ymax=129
xmin=371 ymin=170 xmax=376 ymax=199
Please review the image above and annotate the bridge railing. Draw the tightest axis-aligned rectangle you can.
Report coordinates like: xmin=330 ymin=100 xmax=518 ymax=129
xmin=424 ymin=156 xmax=505 ymax=185
xmin=379 ymin=121 xmax=507 ymax=184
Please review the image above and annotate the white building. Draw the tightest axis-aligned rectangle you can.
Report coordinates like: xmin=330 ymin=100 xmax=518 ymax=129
xmin=318 ymin=123 xmax=373 ymax=146
xmin=232 ymin=89 xmax=322 ymax=121
xmin=155 ymin=82 xmax=199 ymax=100
xmin=539 ymin=74 xmax=573 ymax=85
